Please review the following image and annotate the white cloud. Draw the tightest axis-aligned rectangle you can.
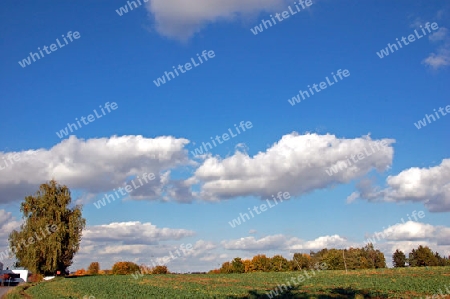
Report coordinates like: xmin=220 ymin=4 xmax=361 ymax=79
xmin=423 ymin=26 xmax=450 ymax=70
xmin=0 ymin=135 xmax=191 ymax=204
xmin=409 ymin=17 xmax=424 ymax=29
xmin=355 ymin=159 xmax=450 ymax=212
xmin=429 ymin=27 xmax=448 ymax=42
xmin=82 ymin=221 xmax=195 ymax=245
xmin=0 ymin=210 xmax=21 ymax=248
xmin=0 ymin=210 xmax=27 ymax=266
xmin=222 ymin=234 xmax=352 ymax=252
xmin=194 ymin=133 xmax=394 ymax=201
xmin=408 ymin=15 xmax=450 ymax=70
xmin=374 ymin=221 xmax=437 ymax=241
xmin=422 ymin=45 xmax=450 ymax=69
xmin=291 ymin=235 xmax=349 ymax=250
xmin=145 ymin=0 xmax=291 ymax=40
xmin=381 ymin=221 xmax=450 ymax=246
xmin=346 ymin=191 xmax=359 ymax=204
xmin=222 ymin=235 xmax=286 ymax=251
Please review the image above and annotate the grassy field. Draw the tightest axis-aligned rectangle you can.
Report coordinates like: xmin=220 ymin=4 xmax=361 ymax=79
xmin=4 ymin=267 xmax=450 ymax=299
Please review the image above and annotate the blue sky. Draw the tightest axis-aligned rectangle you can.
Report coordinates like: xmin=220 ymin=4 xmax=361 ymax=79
xmin=0 ymin=0 xmax=449 ymax=272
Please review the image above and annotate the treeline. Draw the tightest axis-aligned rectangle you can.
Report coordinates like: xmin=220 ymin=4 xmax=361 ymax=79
xmin=393 ymin=245 xmax=450 ymax=267
xmin=210 ymin=244 xmax=386 ymax=273
xmin=75 ymin=261 xmax=170 ymax=275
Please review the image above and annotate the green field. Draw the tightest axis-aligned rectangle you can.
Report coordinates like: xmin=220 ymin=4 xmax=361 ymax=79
xmin=5 ymin=267 xmax=450 ymax=299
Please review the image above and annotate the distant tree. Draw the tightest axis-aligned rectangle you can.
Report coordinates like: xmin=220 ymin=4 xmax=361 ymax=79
xmin=219 ymin=261 xmax=233 ymax=274
xmin=321 ymin=249 xmax=345 ymax=270
xmin=152 ymin=265 xmax=169 ymax=274
xmin=375 ymin=250 xmax=387 ymax=268
xmin=393 ymin=250 xmax=406 ymax=267
xmin=433 ymin=252 xmax=449 ymax=266
xmin=363 ymin=243 xmax=386 ymax=269
xmin=75 ymin=269 xmax=86 ymax=276
xmin=409 ymin=246 xmax=439 ymax=267
xmin=251 ymin=254 xmax=271 ymax=272
xmin=291 ymin=253 xmax=311 ymax=270
xmin=231 ymin=257 xmax=245 ymax=273
xmin=112 ymin=261 xmax=140 ymax=275
xmin=88 ymin=262 xmax=100 ymax=275
xmin=243 ymin=259 xmax=253 ymax=273
xmin=270 ymin=255 xmax=289 ymax=272
xmin=8 ymin=180 xmax=86 ymax=275
xmin=343 ymin=248 xmax=359 ymax=270
xmin=309 ymin=245 xmax=385 ymax=270
xmin=139 ymin=264 xmax=152 ymax=275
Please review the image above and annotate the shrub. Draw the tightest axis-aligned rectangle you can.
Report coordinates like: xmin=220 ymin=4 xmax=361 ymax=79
xmin=139 ymin=265 xmax=152 ymax=275
xmin=112 ymin=262 xmax=140 ymax=275
xmin=88 ymin=262 xmax=100 ymax=275
xmin=152 ymin=265 xmax=169 ymax=274
xmin=28 ymin=273 xmax=44 ymax=282
xmin=75 ymin=269 xmax=87 ymax=276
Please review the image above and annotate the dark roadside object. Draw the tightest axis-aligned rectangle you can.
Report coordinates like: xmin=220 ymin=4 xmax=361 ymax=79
xmin=1 ymin=273 xmax=20 ymax=286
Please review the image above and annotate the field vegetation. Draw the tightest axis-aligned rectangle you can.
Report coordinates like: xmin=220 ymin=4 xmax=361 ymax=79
xmin=4 ymin=266 xmax=450 ymax=298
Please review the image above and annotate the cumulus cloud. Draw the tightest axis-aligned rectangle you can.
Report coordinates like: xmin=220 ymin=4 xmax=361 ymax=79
xmin=364 ymin=221 xmax=450 ymax=265
xmin=0 ymin=135 xmax=190 ymax=204
xmin=381 ymin=221 xmax=450 ymax=245
xmin=408 ymin=14 xmax=450 ymax=70
xmin=365 ymin=221 xmax=436 ymax=243
xmin=149 ymin=240 xmax=218 ymax=265
xmin=145 ymin=0 xmax=292 ymax=40
xmin=222 ymin=235 xmax=287 ymax=251
xmin=222 ymin=234 xmax=352 ymax=252
xmin=354 ymin=159 xmax=450 ymax=212
xmin=346 ymin=191 xmax=359 ymax=204
xmin=194 ymin=133 xmax=394 ymax=201
xmin=82 ymin=221 xmax=195 ymax=245
xmin=423 ymin=27 xmax=450 ymax=70
xmin=429 ymin=27 xmax=448 ymax=42
xmin=289 ymin=235 xmax=349 ymax=250
xmin=422 ymin=46 xmax=450 ymax=69
xmin=0 ymin=210 xmax=21 ymax=247
xmin=0 ymin=210 xmax=25 ymax=266
xmin=164 ymin=178 xmax=196 ymax=203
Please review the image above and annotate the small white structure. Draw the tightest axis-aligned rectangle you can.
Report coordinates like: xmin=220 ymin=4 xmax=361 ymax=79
xmin=43 ymin=276 xmax=55 ymax=281
xmin=11 ymin=269 xmax=29 ymax=282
